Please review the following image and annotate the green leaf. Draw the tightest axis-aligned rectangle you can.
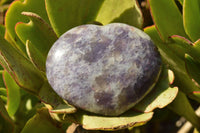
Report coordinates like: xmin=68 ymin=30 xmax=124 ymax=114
xmin=26 ymin=40 xmax=46 ymax=72
xmin=95 ymin=0 xmax=143 ymax=28
xmin=0 ymin=88 xmax=7 ymax=97
xmin=39 ymin=81 xmax=77 ymax=114
xmin=183 ymin=0 xmax=200 ymax=42
xmin=170 ymin=35 xmax=200 ymax=62
xmin=21 ymin=108 xmax=63 ymax=133
xmin=39 ymin=81 xmax=63 ymax=107
xmin=134 ymin=68 xmax=178 ymax=112
xmin=0 ymin=25 xmax=5 ymax=37
xmin=185 ymin=54 xmax=200 ymax=86
xmin=0 ymin=114 xmax=14 ymax=133
xmin=164 ymin=42 xmax=186 ymax=61
xmin=16 ymin=12 xmax=57 ymax=53
xmin=45 ymin=0 xmax=143 ymax=36
xmin=0 ymin=35 xmax=44 ymax=94
xmin=0 ymin=88 xmax=7 ymax=103
xmin=50 ymin=104 xmax=77 ymax=114
xmin=3 ymin=70 xmax=20 ymax=116
xmin=5 ymin=0 xmax=50 ymax=54
xmin=15 ymin=12 xmax=58 ymax=71
xmin=0 ymin=70 xmax=5 ymax=88
xmin=45 ymin=0 xmax=105 ymax=36
xmin=0 ymin=98 xmax=12 ymax=122
xmin=13 ymin=89 xmax=41 ymax=131
xmin=149 ymin=0 xmax=187 ymax=41
xmin=65 ymin=110 xmax=153 ymax=131
xmin=0 ymin=98 xmax=14 ymax=133
xmin=168 ymin=91 xmax=200 ymax=129
xmin=193 ymin=39 xmax=200 ymax=54
xmin=144 ymin=26 xmax=200 ymax=102
xmin=192 ymin=91 xmax=200 ymax=99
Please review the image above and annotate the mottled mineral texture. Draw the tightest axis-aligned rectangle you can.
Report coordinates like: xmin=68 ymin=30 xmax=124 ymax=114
xmin=46 ymin=23 xmax=162 ymax=116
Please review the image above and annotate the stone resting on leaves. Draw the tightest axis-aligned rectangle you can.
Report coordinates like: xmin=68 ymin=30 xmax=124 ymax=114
xmin=46 ymin=23 xmax=162 ymax=116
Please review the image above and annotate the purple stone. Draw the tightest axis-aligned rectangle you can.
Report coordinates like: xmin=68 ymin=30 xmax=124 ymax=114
xmin=46 ymin=23 xmax=162 ymax=116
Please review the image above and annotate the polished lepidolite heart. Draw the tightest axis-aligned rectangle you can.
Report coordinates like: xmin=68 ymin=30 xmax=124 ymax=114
xmin=46 ymin=23 xmax=162 ymax=116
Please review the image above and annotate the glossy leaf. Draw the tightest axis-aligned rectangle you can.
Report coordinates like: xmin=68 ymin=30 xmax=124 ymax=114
xmin=65 ymin=110 xmax=153 ymax=131
xmin=16 ymin=12 xmax=57 ymax=55
xmin=134 ymin=68 xmax=178 ymax=112
xmin=0 ymin=35 xmax=44 ymax=94
xmin=5 ymin=0 xmax=50 ymax=54
xmin=45 ymin=0 xmax=105 ymax=36
xmin=183 ymin=0 xmax=200 ymax=42
xmin=144 ymin=26 xmax=200 ymax=102
xmin=21 ymin=108 xmax=63 ymax=133
xmin=168 ymin=91 xmax=200 ymax=129
xmin=95 ymin=0 xmax=143 ymax=28
xmin=15 ymin=12 xmax=57 ymax=71
xmin=185 ymin=54 xmax=200 ymax=86
xmin=149 ymin=0 xmax=187 ymax=41
xmin=4 ymin=30 xmax=16 ymax=48
xmin=3 ymin=70 xmax=20 ymax=116
xmin=45 ymin=0 xmax=143 ymax=37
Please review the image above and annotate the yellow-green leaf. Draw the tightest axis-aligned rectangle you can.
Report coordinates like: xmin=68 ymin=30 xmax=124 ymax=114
xmin=65 ymin=110 xmax=153 ymax=131
xmin=183 ymin=0 xmax=200 ymax=42
xmin=149 ymin=0 xmax=187 ymax=41
xmin=144 ymin=26 xmax=200 ymax=102
xmin=45 ymin=0 xmax=105 ymax=36
xmin=45 ymin=0 xmax=143 ymax=37
xmin=25 ymin=40 xmax=46 ymax=72
xmin=5 ymin=0 xmax=50 ymax=54
xmin=0 ymin=35 xmax=44 ymax=94
xmin=185 ymin=54 xmax=200 ymax=86
xmin=95 ymin=0 xmax=143 ymax=28
xmin=170 ymin=35 xmax=200 ymax=62
xmin=134 ymin=68 xmax=178 ymax=112
xmin=3 ymin=70 xmax=20 ymax=116
xmin=21 ymin=108 xmax=63 ymax=133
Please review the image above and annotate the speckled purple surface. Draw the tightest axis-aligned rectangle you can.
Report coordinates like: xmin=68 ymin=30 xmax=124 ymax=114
xmin=46 ymin=23 xmax=162 ymax=116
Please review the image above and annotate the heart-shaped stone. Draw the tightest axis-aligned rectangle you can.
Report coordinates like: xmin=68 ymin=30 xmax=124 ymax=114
xmin=46 ymin=23 xmax=162 ymax=116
